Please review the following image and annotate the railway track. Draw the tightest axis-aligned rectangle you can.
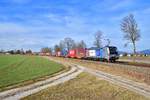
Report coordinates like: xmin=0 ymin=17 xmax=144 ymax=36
xmin=52 ymin=56 xmax=150 ymax=68
xmin=116 ymin=60 xmax=150 ymax=68
xmin=51 ymin=57 xmax=150 ymax=76
xmin=63 ymin=57 xmax=150 ymax=73
xmin=118 ymin=59 xmax=150 ymax=64
xmin=81 ymin=58 xmax=150 ymax=68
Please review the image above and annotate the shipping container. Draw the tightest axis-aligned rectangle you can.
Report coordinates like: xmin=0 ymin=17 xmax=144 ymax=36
xmin=68 ymin=49 xmax=76 ymax=58
xmin=76 ymin=48 xmax=86 ymax=58
xmin=85 ymin=49 xmax=89 ymax=58
xmin=88 ymin=50 xmax=96 ymax=57
xmin=51 ymin=51 xmax=56 ymax=56
xmin=61 ymin=49 xmax=68 ymax=57
xmin=87 ymin=47 xmax=99 ymax=58
xmin=56 ymin=51 xmax=61 ymax=57
xmin=68 ymin=48 xmax=86 ymax=58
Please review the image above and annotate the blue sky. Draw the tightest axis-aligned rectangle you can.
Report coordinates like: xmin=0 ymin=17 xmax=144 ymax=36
xmin=0 ymin=0 xmax=150 ymax=52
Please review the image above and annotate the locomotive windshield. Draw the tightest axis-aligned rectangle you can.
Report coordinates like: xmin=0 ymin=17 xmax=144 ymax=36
xmin=109 ymin=47 xmax=118 ymax=54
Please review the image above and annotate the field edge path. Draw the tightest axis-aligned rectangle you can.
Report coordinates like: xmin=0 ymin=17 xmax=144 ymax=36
xmin=48 ymin=57 xmax=150 ymax=99
xmin=76 ymin=65 xmax=150 ymax=98
xmin=0 ymin=62 xmax=83 ymax=100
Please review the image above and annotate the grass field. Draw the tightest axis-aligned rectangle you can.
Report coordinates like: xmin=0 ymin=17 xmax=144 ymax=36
xmin=120 ymin=56 xmax=150 ymax=61
xmin=50 ymin=57 xmax=150 ymax=84
xmin=23 ymin=73 xmax=149 ymax=100
xmin=0 ymin=55 xmax=64 ymax=91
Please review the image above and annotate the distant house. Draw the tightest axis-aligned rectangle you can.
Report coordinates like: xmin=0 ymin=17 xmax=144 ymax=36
xmin=5 ymin=53 xmax=10 ymax=55
xmin=39 ymin=53 xmax=44 ymax=56
xmin=39 ymin=52 xmax=51 ymax=56
xmin=33 ymin=52 xmax=39 ymax=55
xmin=119 ymin=54 xmax=123 ymax=57
xmin=127 ymin=54 xmax=131 ymax=57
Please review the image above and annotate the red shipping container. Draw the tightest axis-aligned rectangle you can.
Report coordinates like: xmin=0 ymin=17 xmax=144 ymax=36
xmin=68 ymin=48 xmax=86 ymax=58
xmin=85 ymin=49 xmax=89 ymax=57
xmin=68 ymin=50 xmax=76 ymax=58
xmin=76 ymin=48 xmax=86 ymax=58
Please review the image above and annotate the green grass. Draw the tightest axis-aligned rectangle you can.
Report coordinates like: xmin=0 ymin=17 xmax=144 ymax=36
xmin=0 ymin=55 xmax=64 ymax=90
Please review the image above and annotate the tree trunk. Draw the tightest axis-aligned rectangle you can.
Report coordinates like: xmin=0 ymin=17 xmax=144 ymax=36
xmin=133 ymin=42 xmax=136 ymax=55
xmin=133 ymin=41 xmax=136 ymax=62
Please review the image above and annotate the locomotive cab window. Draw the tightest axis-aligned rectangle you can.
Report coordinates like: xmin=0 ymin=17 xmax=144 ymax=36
xmin=109 ymin=47 xmax=118 ymax=54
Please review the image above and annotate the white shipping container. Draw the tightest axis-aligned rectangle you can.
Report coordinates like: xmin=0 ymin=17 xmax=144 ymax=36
xmin=88 ymin=50 xmax=96 ymax=57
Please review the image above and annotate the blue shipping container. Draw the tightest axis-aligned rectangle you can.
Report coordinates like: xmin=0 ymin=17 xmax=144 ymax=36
xmin=61 ymin=49 xmax=68 ymax=57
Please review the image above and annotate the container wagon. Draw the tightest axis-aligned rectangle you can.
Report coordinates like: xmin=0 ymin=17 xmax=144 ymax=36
xmin=56 ymin=51 xmax=61 ymax=57
xmin=68 ymin=49 xmax=76 ymax=58
xmin=51 ymin=51 xmax=56 ymax=56
xmin=89 ymin=49 xmax=96 ymax=57
xmin=68 ymin=48 xmax=86 ymax=58
xmin=86 ymin=47 xmax=98 ymax=59
xmin=54 ymin=46 xmax=119 ymax=62
xmin=75 ymin=48 xmax=86 ymax=59
xmin=61 ymin=49 xmax=68 ymax=57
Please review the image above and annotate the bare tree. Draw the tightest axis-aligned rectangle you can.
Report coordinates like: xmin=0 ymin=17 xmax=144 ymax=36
xmin=121 ymin=14 xmax=140 ymax=54
xmin=54 ymin=45 xmax=61 ymax=52
xmin=64 ymin=37 xmax=76 ymax=50
xmin=20 ymin=48 xmax=25 ymax=55
xmin=26 ymin=49 xmax=32 ymax=54
xmin=41 ymin=47 xmax=51 ymax=53
xmin=94 ymin=30 xmax=103 ymax=48
xmin=59 ymin=40 xmax=65 ymax=50
xmin=77 ymin=40 xmax=86 ymax=48
xmin=105 ymin=39 xmax=111 ymax=46
xmin=0 ymin=49 xmax=4 ymax=53
xmin=72 ymin=43 xmax=77 ymax=49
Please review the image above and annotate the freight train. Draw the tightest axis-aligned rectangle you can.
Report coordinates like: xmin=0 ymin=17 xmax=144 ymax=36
xmin=54 ymin=46 xmax=119 ymax=62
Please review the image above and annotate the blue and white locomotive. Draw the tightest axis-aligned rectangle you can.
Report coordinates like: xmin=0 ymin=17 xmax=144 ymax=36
xmin=86 ymin=46 xmax=119 ymax=62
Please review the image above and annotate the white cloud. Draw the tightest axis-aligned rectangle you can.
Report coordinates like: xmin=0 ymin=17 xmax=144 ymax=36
xmin=0 ymin=0 xmax=149 ymax=52
xmin=109 ymin=0 xmax=134 ymax=11
xmin=0 ymin=23 xmax=28 ymax=34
